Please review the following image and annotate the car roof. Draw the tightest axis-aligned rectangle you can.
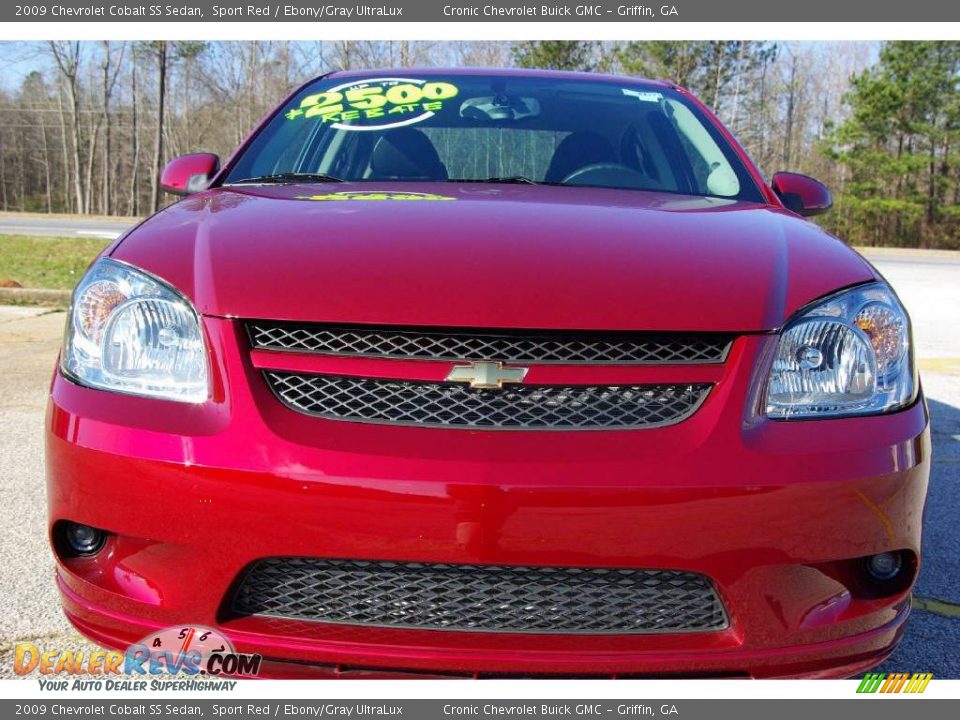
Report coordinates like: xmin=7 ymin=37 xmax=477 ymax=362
xmin=320 ymin=67 xmax=677 ymax=89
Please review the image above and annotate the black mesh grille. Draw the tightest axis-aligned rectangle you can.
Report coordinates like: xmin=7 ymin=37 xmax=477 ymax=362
xmin=232 ymin=559 xmax=728 ymax=634
xmin=248 ymin=323 xmax=731 ymax=365
xmin=265 ymin=372 xmax=710 ymax=430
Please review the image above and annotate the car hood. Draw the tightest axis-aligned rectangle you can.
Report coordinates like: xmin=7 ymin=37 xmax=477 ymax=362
xmin=110 ymin=183 xmax=876 ymax=332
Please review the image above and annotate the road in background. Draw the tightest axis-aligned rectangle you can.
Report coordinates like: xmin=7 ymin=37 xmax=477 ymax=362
xmin=0 ymin=249 xmax=956 ymax=678
xmin=0 ymin=213 xmax=136 ymax=240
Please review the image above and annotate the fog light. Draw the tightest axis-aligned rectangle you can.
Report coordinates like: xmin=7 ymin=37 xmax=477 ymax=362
xmin=866 ymin=552 xmax=902 ymax=582
xmin=63 ymin=523 xmax=105 ymax=556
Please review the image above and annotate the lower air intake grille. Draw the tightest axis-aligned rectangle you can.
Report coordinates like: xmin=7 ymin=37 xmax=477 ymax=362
xmin=232 ymin=559 xmax=729 ymax=634
xmin=264 ymin=372 xmax=710 ymax=430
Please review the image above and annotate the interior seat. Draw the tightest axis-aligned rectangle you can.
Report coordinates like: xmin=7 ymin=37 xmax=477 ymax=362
xmin=544 ymin=132 xmax=618 ymax=183
xmin=368 ymin=128 xmax=448 ymax=181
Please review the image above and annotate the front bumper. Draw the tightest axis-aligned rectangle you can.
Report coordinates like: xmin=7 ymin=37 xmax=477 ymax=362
xmin=46 ymin=320 xmax=930 ymax=678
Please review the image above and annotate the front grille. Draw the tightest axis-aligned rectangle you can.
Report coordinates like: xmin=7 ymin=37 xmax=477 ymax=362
xmin=247 ymin=322 xmax=731 ymax=364
xmin=265 ymin=372 xmax=710 ymax=430
xmin=232 ymin=558 xmax=728 ymax=634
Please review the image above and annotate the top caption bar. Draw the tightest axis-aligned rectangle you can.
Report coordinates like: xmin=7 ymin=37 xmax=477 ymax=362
xmin=6 ymin=1 xmax=960 ymax=22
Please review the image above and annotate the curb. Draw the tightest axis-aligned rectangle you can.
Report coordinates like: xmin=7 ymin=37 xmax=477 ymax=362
xmin=0 ymin=287 xmax=71 ymax=306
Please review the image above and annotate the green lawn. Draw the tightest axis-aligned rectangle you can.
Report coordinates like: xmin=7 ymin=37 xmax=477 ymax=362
xmin=0 ymin=234 xmax=110 ymax=290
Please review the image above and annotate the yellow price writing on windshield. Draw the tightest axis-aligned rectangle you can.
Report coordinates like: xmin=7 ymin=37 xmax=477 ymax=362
xmin=286 ymin=79 xmax=459 ymax=130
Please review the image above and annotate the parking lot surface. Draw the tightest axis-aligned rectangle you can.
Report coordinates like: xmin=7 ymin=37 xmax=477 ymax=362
xmin=0 ymin=248 xmax=957 ymax=679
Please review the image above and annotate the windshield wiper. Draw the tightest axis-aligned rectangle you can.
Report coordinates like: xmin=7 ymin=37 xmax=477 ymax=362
xmin=229 ymin=172 xmax=344 ymax=185
xmin=450 ymin=176 xmax=540 ymax=185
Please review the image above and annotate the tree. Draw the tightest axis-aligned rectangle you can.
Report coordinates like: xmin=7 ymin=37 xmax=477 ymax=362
xmin=148 ymin=41 xmax=168 ymax=213
xmin=827 ymin=41 xmax=960 ymax=247
xmin=615 ymin=41 xmax=778 ymax=121
xmin=13 ymin=71 xmax=54 ymax=212
xmin=511 ymin=41 xmax=599 ymax=72
xmin=97 ymin=41 xmax=126 ymax=215
xmin=48 ymin=41 xmax=84 ymax=213
xmin=128 ymin=46 xmax=142 ymax=216
xmin=616 ymin=41 xmax=707 ymax=88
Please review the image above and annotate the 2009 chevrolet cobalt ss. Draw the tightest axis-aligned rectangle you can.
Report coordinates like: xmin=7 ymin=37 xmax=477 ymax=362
xmin=47 ymin=69 xmax=929 ymax=678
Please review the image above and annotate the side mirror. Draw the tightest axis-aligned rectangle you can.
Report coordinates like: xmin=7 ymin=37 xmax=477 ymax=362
xmin=160 ymin=153 xmax=220 ymax=196
xmin=771 ymin=172 xmax=832 ymax=217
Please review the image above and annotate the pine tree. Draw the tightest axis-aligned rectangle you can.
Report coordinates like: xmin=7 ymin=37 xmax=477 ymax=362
xmin=827 ymin=41 xmax=960 ymax=247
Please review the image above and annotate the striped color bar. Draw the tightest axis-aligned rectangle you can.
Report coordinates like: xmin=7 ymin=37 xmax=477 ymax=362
xmin=857 ymin=672 xmax=932 ymax=693
xmin=905 ymin=673 xmax=934 ymax=693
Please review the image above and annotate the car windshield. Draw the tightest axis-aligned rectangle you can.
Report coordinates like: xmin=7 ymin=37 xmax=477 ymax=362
xmin=223 ymin=73 xmax=763 ymax=201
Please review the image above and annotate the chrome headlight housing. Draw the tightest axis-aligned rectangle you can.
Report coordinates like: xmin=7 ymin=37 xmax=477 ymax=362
xmin=765 ymin=282 xmax=915 ymax=419
xmin=62 ymin=258 xmax=208 ymax=403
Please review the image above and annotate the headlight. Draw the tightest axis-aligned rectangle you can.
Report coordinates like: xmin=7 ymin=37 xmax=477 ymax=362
xmin=62 ymin=258 xmax=208 ymax=403
xmin=765 ymin=282 xmax=914 ymax=419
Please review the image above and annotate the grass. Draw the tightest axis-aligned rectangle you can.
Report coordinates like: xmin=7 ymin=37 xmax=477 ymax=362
xmin=0 ymin=234 xmax=110 ymax=290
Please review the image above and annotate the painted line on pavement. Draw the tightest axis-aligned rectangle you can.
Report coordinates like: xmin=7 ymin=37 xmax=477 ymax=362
xmin=914 ymin=596 xmax=960 ymax=619
xmin=918 ymin=358 xmax=960 ymax=373
xmin=74 ymin=230 xmax=121 ymax=239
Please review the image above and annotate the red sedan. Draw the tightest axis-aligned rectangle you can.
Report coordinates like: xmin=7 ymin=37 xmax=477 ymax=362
xmin=47 ymin=69 xmax=928 ymax=679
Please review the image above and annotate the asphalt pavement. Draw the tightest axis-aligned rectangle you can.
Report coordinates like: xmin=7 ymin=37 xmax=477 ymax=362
xmin=0 ymin=213 xmax=136 ymax=239
xmin=0 ymin=248 xmax=957 ymax=679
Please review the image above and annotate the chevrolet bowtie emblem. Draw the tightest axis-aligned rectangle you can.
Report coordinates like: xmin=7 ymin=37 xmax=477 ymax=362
xmin=446 ymin=361 xmax=529 ymax=390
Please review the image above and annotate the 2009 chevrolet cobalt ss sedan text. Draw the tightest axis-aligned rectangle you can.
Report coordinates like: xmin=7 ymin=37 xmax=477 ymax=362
xmin=46 ymin=69 xmax=929 ymax=679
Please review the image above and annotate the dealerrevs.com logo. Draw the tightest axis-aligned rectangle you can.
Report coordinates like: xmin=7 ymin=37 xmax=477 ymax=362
xmin=14 ymin=626 xmax=261 ymax=690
